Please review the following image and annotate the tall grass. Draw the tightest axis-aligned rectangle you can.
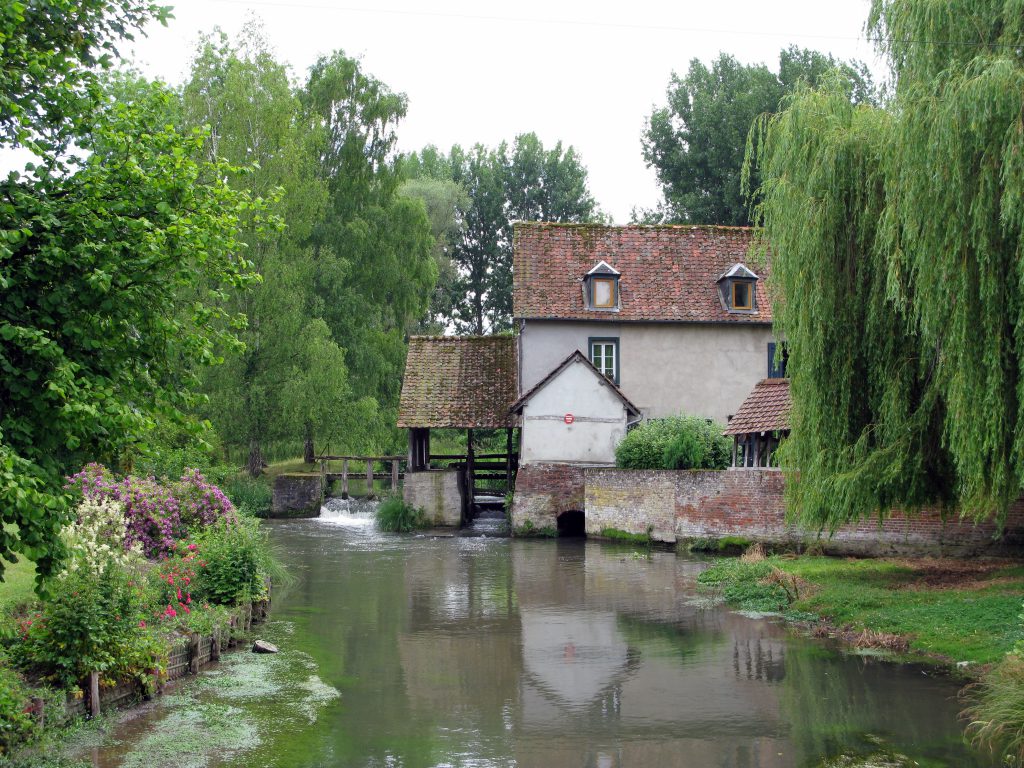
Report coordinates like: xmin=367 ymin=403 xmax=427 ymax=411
xmin=375 ymin=496 xmax=425 ymax=533
xmin=964 ymin=654 xmax=1024 ymax=766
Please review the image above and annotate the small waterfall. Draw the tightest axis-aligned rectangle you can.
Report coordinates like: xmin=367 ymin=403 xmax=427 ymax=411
xmin=318 ymin=496 xmax=378 ymax=528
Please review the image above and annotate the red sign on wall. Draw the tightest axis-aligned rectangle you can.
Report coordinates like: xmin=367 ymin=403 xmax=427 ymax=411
xmin=564 ymin=413 xmax=575 ymax=424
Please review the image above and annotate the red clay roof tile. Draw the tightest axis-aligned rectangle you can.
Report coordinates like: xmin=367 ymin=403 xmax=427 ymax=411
xmin=723 ymin=379 xmax=791 ymax=435
xmin=397 ymin=336 xmax=518 ymax=429
xmin=513 ymin=223 xmax=771 ymax=323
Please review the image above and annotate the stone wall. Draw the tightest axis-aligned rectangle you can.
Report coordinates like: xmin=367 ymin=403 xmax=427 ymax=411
xmin=510 ymin=463 xmax=585 ymax=535
xmin=514 ymin=463 xmax=1024 ymax=556
xmin=271 ymin=473 xmax=324 ymax=518
xmin=404 ymin=469 xmax=464 ymax=526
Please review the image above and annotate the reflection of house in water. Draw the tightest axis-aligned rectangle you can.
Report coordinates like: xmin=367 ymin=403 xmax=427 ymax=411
xmin=511 ymin=542 xmax=793 ymax=768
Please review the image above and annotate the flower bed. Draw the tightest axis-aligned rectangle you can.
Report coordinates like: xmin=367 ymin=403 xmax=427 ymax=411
xmin=0 ymin=465 xmax=280 ymax=756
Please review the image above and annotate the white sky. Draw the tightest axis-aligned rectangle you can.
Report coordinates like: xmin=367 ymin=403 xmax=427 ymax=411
xmin=129 ymin=2 xmax=884 ymax=222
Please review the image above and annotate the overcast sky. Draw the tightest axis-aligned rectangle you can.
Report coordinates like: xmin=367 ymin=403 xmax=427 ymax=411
xmin=121 ymin=1 xmax=883 ymax=222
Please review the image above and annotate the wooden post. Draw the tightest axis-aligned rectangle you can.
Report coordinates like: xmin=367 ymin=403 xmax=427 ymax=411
xmin=366 ymin=458 xmax=374 ymax=498
xmin=505 ymin=428 xmax=514 ymax=492
xmin=466 ymin=429 xmax=475 ymax=505
xmin=732 ymin=435 xmax=738 ymax=468
xmin=211 ymin=630 xmax=221 ymax=661
xmin=391 ymin=459 xmax=399 ymax=493
xmin=341 ymin=459 xmax=349 ymax=499
xmin=189 ymin=633 xmax=201 ymax=674
xmin=89 ymin=671 xmax=100 ymax=718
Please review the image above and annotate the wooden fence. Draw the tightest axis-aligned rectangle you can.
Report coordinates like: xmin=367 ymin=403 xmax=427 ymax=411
xmin=318 ymin=455 xmax=405 ymax=497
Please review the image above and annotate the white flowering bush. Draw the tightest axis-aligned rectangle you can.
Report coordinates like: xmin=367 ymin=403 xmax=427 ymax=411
xmin=57 ymin=497 xmax=143 ymax=579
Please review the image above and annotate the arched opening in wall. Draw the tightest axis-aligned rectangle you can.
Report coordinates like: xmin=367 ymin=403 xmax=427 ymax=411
xmin=557 ymin=510 xmax=586 ymax=538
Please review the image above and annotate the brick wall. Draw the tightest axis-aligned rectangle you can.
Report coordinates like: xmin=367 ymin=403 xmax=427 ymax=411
xmin=515 ymin=463 xmax=1024 ymax=556
xmin=510 ymin=463 xmax=585 ymax=534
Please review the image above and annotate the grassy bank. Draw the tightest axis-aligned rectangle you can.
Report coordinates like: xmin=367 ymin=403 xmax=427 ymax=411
xmin=698 ymin=552 xmax=1024 ymax=664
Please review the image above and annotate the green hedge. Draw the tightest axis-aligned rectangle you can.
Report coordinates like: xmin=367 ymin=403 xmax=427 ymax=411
xmin=615 ymin=415 xmax=731 ymax=470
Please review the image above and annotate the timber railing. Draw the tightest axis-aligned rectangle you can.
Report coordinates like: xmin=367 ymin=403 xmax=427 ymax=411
xmin=318 ymin=455 xmax=405 ymax=497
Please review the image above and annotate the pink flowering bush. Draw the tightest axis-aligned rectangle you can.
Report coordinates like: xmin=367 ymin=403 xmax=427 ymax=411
xmin=66 ymin=464 xmax=238 ymax=559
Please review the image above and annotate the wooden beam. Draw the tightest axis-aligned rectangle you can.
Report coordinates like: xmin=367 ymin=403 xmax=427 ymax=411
xmin=366 ymin=459 xmax=374 ymax=498
xmin=391 ymin=459 xmax=399 ymax=492
xmin=506 ymin=428 xmax=514 ymax=491
xmin=341 ymin=459 xmax=348 ymax=499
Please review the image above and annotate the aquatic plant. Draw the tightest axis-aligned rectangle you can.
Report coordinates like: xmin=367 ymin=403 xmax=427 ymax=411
xmin=375 ymin=497 xmax=425 ymax=533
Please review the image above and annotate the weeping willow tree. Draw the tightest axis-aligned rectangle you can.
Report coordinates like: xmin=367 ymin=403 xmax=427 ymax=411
xmin=748 ymin=0 xmax=1024 ymax=528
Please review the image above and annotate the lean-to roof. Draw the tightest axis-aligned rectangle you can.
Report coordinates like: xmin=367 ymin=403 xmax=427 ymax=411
xmin=723 ymin=378 xmax=791 ymax=436
xmin=397 ymin=336 xmax=518 ymax=429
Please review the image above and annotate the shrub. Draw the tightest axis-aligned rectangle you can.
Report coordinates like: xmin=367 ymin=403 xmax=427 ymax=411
xmin=0 ymin=662 xmax=36 ymax=754
xmin=57 ymin=496 xmax=143 ymax=579
xmin=66 ymin=464 xmax=239 ymax=558
xmin=11 ymin=566 xmax=163 ymax=689
xmin=376 ymin=496 xmax=425 ymax=533
xmin=615 ymin=415 xmax=731 ymax=470
xmin=221 ymin=475 xmax=272 ymax=518
xmin=189 ymin=519 xmax=272 ymax=606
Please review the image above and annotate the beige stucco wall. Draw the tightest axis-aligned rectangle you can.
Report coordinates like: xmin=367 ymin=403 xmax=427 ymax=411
xmin=519 ymin=320 xmax=775 ymax=425
xmin=520 ymin=358 xmax=629 ymax=465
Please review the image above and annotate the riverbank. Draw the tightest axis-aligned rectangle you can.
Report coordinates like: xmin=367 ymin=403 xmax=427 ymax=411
xmin=698 ymin=552 xmax=1024 ymax=665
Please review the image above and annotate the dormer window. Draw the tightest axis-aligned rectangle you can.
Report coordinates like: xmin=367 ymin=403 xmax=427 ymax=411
xmin=717 ymin=263 xmax=758 ymax=314
xmin=583 ymin=261 xmax=620 ymax=311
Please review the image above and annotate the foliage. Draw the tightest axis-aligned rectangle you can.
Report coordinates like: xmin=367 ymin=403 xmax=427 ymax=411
xmin=10 ymin=566 xmax=161 ymax=688
xmin=405 ymin=134 xmax=602 ymax=334
xmin=190 ymin=519 xmax=272 ymax=606
xmin=56 ymin=497 xmax=142 ymax=579
xmin=615 ymin=415 xmax=730 ymax=470
xmin=220 ymin=476 xmax=273 ymax=518
xmin=598 ymin=528 xmax=652 ymax=545
xmin=697 ymin=558 xmax=791 ymax=612
xmin=303 ymin=48 xmax=436 ymax=455
xmin=640 ymin=46 xmax=876 ymax=225
xmin=0 ymin=661 xmax=37 ymax=754
xmin=375 ymin=497 xmax=425 ymax=533
xmin=964 ymin=653 xmax=1024 ymax=766
xmin=67 ymin=465 xmax=237 ymax=559
xmin=1 ymin=37 xmax=263 ymax=579
xmin=749 ymin=0 xmax=1024 ymax=526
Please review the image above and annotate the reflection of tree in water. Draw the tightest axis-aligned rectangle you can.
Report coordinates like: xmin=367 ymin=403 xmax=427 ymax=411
xmin=778 ymin=641 xmax=986 ymax=766
xmin=733 ymin=635 xmax=786 ymax=683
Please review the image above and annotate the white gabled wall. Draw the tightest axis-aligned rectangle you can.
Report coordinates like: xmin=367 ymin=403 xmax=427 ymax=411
xmin=520 ymin=358 xmax=629 ymax=465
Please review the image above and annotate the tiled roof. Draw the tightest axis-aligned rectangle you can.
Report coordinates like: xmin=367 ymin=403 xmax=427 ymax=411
xmin=513 ymin=223 xmax=771 ymax=323
xmin=723 ymin=379 xmax=791 ymax=435
xmin=508 ymin=350 xmax=641 ymax=418
xmin=398 ymin=336 xmax=518 ymax=429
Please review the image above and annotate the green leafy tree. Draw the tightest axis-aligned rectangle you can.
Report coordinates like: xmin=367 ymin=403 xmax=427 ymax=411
xmin=304 ymin=51 xmax=437 ymax=451
xmin=748 ymin=0 xmax=1024 ymax=527
xmin=180 ymin=27 xmax=356 ymax=475
xmin=406 ymin=133 xmax=601 ymax=334
xmin=1 ymin=76 xmax=260 ymax=577
xmin=642 ymin=47 xmax=876 ymax=225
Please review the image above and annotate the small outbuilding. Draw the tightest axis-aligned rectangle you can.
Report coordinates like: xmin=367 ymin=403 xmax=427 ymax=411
xmin=510 ymin=351 xmax=641 ymax=466
xmin=723 ymin=378 xmax=791 ymax=468
xmin=397 ymin=336 xmax=519 ymax=524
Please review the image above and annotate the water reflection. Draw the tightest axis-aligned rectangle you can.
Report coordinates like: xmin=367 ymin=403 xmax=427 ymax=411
xmin=80 ymin=521 xmax=993 ymax=768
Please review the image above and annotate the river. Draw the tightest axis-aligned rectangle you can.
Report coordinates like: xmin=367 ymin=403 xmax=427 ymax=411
xmin=76 ymin=501 xmax=995 ymax=768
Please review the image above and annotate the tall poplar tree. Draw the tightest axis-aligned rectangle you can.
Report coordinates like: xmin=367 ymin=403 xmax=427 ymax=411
xmin=749 ymin=0 xmax=1024 ymax=527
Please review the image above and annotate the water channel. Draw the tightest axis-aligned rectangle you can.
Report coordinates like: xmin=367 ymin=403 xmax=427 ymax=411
xmin=77 ymin=501 xmax=996 ymax=768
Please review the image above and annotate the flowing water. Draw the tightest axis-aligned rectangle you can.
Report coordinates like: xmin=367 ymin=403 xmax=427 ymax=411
xmin=77 ymin=500 xmax=996 ymax=768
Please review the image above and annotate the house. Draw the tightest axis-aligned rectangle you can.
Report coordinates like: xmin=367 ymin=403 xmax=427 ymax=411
xmin=509 ymin=351 xmax=640 ymax=465
xmin=512 ymin=223 xmax=783 ymax=464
